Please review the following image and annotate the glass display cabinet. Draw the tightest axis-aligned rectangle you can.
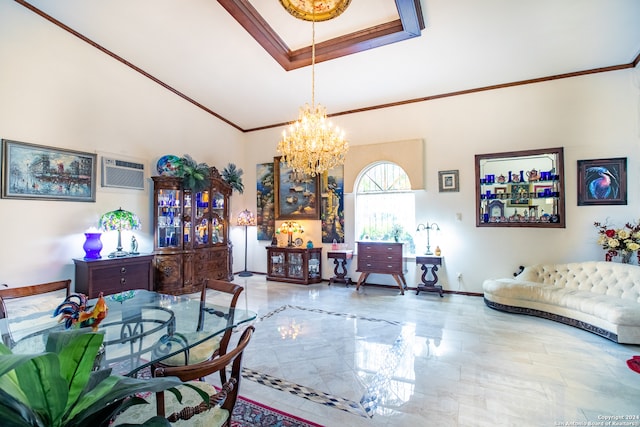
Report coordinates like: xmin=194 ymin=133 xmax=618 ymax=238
xmin=475 ymin=147 xmax=565 ymax=228
xmin=152 ymin=167 xmax=233 ymax=294
xmin=266 ymin=246 xmax=322 ymax=285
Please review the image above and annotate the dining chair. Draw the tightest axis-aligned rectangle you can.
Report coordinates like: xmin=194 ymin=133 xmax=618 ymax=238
xmin=114 ymin=325 xmax=255 ymax=427
xmin=0 ymin=279 xmax=72 ymax=348
xmin=155 ymin=278 xmax=244 ymax=367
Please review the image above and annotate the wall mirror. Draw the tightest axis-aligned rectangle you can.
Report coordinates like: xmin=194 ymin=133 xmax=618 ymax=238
xmin=475 ymin=147 xmax=565 ymax=228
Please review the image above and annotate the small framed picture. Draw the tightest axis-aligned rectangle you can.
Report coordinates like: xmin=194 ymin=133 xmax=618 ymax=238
xmin=577 ymin=157 xmax=627 ymax=206
xmin=438 ymin=170 xmax=459 ymax=192
xmin=508 ymin=183 xmax=530 ymax=207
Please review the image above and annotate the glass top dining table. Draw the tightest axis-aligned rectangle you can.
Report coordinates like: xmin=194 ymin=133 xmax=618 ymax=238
xmin=3 ymin=289 xmax=256 ymax=377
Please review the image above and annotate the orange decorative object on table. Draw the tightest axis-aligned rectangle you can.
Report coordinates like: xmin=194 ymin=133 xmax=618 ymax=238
xmin=53 ymin=292 xmax=109 ymax=331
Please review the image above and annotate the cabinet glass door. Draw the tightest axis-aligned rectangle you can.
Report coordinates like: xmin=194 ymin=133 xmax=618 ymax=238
xmin=288 ymin=253 xmax=304 ymax=278
xmin=183 ymin=193 xmax=192 ymax=246
xmin=308 ymin=251 xmax=320 ymax=279
xmin=270 ymin=250 xmax=286 ymax=276
xmin=157 ymin=188 xmax=182 ymax=248
xmin=194 ymin=190 xmax=210 ymax=245
xmin=211 ymin=192 xmax=225 ymax=244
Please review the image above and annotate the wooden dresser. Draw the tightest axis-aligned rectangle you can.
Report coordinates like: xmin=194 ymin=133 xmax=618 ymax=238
xmin=73 ymin=255 xmax=154 ymax=298
xmin=356 ymin=241 xmax=406 ymax=294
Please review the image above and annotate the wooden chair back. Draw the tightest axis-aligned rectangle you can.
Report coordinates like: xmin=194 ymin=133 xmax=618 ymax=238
xmin=0 ymin=279 xmax=72 ymax=346
xmin=198 ymin=279 xmax=244 ymax=358
xmin=154 ymin=325 xmax=254 ymax=422
xmin=199 ymin=279 xmax=244 ymax=310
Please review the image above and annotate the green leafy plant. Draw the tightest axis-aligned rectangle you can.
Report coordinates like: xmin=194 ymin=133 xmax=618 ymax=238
xmin=178 ymin=154 xmax=210 ymax=192
xmin=221 ymin=163 xmax=244 ymax=194
xmin=0 ymin=329 xmax=184 ymax=427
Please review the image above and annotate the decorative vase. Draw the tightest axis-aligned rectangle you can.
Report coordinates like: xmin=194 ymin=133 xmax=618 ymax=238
xmin=621 ymin=251 xmax=632 ymax=264
xmin=83 ymin=232 xmax=103 ymax=259
xmin=605 ymin=250 xmax=617 ymax=262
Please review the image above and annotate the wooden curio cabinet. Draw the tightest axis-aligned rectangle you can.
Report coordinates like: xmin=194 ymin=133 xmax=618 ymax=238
xmin=152 ymin=167 xmax=233 ymax=295
xmin=266 ymin=246 xmax=322 ymax=285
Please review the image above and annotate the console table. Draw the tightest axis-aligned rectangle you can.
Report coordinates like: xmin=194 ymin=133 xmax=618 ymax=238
xmin=356 ymin=241 xmax=406 ymax=294
xmin=327 ymin=250 xmax=353 ymax=287
xmin=415 ymin=255 xmax=443 ymax=297
xmin=266 ymin=246 xmax=322 ymax=285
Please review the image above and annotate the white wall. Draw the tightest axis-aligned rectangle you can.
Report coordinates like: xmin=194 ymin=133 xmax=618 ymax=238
xmin=1 ymin=0 xmax=638 ymax=293
xmin=0 ymin=1 xmax=244 ymax=287
xmin=241 ymin=68 xmax=640 ymax=292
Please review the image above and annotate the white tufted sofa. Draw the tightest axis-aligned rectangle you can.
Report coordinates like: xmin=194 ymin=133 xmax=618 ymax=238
xmin=483 ymin=261 xmax=640 ymax=344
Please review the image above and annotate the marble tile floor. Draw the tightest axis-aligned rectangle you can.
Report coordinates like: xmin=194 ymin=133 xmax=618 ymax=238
xmin=219 ymin=275 xmax=640 ymax=427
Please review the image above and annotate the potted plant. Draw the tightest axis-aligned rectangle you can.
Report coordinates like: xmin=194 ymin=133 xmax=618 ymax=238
xmin=221 ymin=163 xmax=244 ymax=194
xmin=0 ymin=329 xmax=188 ymax=427
xmin=178 ymin=154 xmax=210 ymax=192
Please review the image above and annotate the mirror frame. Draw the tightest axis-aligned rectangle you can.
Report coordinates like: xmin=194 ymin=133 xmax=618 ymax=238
xmin=475 ymin=147 xmax=565 ymax=228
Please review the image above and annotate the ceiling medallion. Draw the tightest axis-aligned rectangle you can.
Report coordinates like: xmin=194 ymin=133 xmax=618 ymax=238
xmin=279 ymin=0 xmax=352 ymax=22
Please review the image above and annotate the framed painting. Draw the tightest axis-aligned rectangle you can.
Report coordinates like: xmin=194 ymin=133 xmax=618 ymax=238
xmin=1 ymin=139 xmax=96 ymax=202
xmin=274 ymin=157 xmax=320 ymax=220
xmin=321 ymin=165 xmax=345 ymax=243
xmin=508 ymin=183 xmax=530 ymax=207
xmin=577 ymin=157 xmax=627 ymax=206
xmin=256 ymin=162 xmax=275 ymax=240
xmin=438 ymin=170 xmax=459 ymax=192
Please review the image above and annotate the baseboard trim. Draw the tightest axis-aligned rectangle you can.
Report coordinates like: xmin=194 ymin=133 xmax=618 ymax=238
xmin=249 ymin=273 xmax=483 ymax=297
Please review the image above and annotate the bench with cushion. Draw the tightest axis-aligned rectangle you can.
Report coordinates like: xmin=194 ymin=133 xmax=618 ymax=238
xmin=483 ymin=261 xmax=640 ymax=344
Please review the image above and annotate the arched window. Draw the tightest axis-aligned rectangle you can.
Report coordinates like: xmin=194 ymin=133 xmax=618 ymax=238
xmin=355 ymin=162 xmax=415 ymax=253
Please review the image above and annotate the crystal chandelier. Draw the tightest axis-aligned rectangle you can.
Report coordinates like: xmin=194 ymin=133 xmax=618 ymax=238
xmin=277 ymin=1 xmax=349 ymax=177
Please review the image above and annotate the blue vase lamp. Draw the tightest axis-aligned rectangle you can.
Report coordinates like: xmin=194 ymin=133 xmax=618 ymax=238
xmin=83 ymin=232 xmax=103 ymax=259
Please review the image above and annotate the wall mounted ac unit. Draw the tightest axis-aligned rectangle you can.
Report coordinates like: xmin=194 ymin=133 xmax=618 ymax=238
xmin=101 ymin=157 xmax=145 ymax=190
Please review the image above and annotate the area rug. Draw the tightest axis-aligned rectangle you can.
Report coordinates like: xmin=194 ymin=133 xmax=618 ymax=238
xmin=627 ymin=355 xmax=640 ymax=374
xmin=232 ymin=394 xmax=324 ymax=427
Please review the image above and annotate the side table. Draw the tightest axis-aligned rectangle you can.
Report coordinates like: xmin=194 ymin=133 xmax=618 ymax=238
xmin=415 ymin=256 xmax=443 ymax=297
xmin=327 ymin=250 xmax=353 ymax=286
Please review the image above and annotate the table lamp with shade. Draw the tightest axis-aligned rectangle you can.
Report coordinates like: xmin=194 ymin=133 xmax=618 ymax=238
xmin=236 ymin=209 xmax=256 ymax=277
xmin=99 ymin=207 xmax=141 ymax=257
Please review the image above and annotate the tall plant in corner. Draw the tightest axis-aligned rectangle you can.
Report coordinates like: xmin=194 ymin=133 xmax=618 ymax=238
xmin=0 ymin=329 xmax=183 ymax=427
xmin=222 ymin=163 xmax=244 ymax=194
xmin=178 ymin=154 xmax=210 ymax=193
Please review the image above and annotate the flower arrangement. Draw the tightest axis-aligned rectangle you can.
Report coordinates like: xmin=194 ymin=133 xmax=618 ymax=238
xmin=594 ymin=220 xmax=640 ymax=262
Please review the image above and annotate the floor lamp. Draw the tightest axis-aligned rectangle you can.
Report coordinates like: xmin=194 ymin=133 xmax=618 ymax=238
xmin=237 ymin=209 xmax=256 ymax=277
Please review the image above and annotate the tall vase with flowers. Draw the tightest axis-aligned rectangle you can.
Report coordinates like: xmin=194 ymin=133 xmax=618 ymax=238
xmin=594 ymin=220 xmax=640 ymax=263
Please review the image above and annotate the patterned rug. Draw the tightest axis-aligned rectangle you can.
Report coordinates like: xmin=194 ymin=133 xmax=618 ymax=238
xmin=232 ymin=394 xmax=324 ymax=427
xmin=627 ymin=356 xmax=640 ymax=374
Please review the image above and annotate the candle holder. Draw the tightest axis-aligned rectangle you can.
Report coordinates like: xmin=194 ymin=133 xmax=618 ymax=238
xmin=416 ymin=222 xmax=441 ymax=255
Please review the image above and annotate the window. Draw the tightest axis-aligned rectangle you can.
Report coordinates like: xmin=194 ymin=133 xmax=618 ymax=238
xmin=355 ymin=162 xmax=415 ymax=253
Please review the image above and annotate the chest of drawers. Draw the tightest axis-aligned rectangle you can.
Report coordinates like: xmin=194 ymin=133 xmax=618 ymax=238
xmin=73 ymin=255 xmax=154 ymax=298
xmin=356 ymin=242 xmax=406 ymax=294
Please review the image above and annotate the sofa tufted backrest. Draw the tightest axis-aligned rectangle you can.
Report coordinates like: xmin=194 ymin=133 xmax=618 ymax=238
xmin=517 ymin=261 xmax=640 ymax=302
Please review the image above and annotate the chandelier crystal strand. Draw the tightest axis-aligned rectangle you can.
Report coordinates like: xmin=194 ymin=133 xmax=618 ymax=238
xmin=277 ymin=0 xmax=348 ymax=177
